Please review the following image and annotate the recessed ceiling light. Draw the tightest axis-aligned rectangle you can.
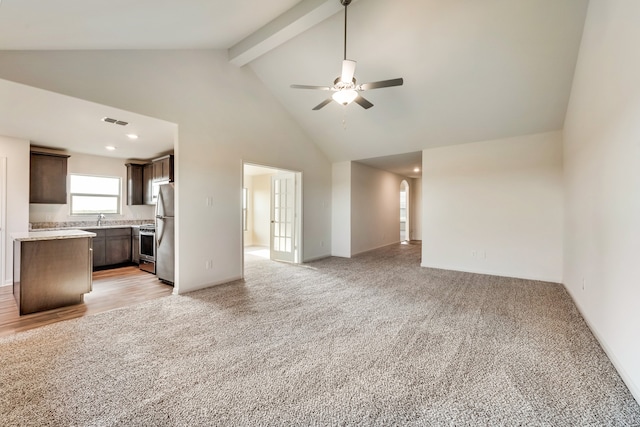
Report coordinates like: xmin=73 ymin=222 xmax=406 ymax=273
xmin=413 ymin=167 xmax=420 ymax=173
xmin=126 ymin=133 xmax=139 ymax=140
xmin=105 ymin=145 xmax=117 ymax=151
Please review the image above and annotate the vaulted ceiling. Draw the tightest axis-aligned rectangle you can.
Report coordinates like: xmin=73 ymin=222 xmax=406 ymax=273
xmin=0 ymin=0 xmax=589 ymax=172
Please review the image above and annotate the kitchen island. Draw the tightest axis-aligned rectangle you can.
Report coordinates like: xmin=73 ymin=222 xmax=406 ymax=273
xmin=13 ymin=230 xmax=96 ymax=315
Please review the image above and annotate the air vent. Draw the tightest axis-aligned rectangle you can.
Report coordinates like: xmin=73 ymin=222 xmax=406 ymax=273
xmin=101 ymin=117 xmax=129 ymax=126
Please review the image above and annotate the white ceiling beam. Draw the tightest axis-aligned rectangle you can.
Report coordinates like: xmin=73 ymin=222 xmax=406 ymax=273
xmin=228 ymin=0 xmax=352 ymax=67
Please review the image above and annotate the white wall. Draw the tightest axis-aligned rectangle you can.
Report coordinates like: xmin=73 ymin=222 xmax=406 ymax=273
xmin=0 ymin=50 xmax=332 ymax=293
xmin=29 ymin=152 xmax=155 ymax=224
xmin=351 ymin=162 xmax=407 ymax=256
xmin=331 ymin=161 xmax=351 ymax=257
xmin=563 ymin=0 xmax=640 ymax=402
xmin=422 ymin=131 xmax=563 ymax=282
xmin=410 ymin=177 xmax=422 ymax=241
xmin=0 ymin=135 xmax=30 ymax=285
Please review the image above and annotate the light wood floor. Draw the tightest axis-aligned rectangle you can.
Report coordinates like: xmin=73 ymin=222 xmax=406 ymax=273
xmin=0 ymin=266 xmax=174 ymax=337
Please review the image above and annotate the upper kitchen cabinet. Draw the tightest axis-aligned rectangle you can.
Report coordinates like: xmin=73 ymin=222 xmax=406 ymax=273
xmin=30 ymin=151 xmax=70 ymax=204
xmin=143 ymin=163 xmax=154 ymax=205
xmin=152 ymin=154 xmax=174 ymax=182
xmin=125 ymin=163 xmax=145 ymax=205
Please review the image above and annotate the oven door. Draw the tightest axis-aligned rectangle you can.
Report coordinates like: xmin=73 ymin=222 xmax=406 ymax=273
xmin=139 ymin=231 xmax=156 ymax=274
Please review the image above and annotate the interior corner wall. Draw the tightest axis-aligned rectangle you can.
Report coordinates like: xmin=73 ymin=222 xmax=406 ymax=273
xmin=331 ymin=161 xmax=351 ymax=257
xmin=0 ymin=135 xmax=30 ymax=285
xmin=350 ymin=162 xmax=406 ymax=256
xmin=421 ymin=131 xmax=563 ymax=282
xmin=562 ymin=0 xmax=640 ymax=402
xmin=410 ymin=177 xmax=422 ymax=241
xmin=0 ymin=50 xmax=332 ymax=293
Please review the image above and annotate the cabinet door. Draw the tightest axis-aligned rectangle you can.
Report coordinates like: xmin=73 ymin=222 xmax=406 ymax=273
xmin=92 ymin=237 xmax=107 ymax=267
xmin=126 ymin=164 xmax=144 ymax=205
xmin=153 ymin=160 xmax=164 ymax=181
xmin=132 ymin=235 xmax=140 ymax=264
xmin=105 ymin=228 xmax=132 ymax=265
xmin=152 ymin=155 xmax=174 ymax=182
xmin=30 ymin=152 xmax=70 ymax=204
xmin=143 ymin=163 xmax=154 ymax=205
xmin=105 ymin=236 xmax=131 ymax=265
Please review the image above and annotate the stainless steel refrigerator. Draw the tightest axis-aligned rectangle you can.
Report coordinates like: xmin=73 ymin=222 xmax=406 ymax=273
xmin=155 ymin=183 xmax=175 ymax=285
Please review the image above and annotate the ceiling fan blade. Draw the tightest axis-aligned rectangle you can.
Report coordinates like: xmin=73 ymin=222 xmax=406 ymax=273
xmin=340 ymin=60 xmax=357 ymax=83
xmin=354 ymin=95 xmax=374 ymax=109
xmin=290 ymin=84 xmax=332 ymax=91
xmin=312 ymin=98 xmax=334 ymax=110
xmin=359 ymin=78 xmax=404 ymax=91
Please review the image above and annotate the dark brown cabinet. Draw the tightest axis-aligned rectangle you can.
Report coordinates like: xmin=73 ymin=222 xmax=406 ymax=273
xmin=30 ymin=151 xmax=70 ymax=204
xmin=127 ymin=154 xmax=173 ymax=206
xmin=125 ymin=163 xmax=145 ymax=205
xmin=143 ymin=163 xmax=154 ymax=205
xmin=105 ymin=228 xmax=132 ymax=265
xmin=90 ymin=229 xmax=107 ymax=267
xmin=152 ymin=154 xmax=174 ymax=182
xmin=131 ymin=227 xmax=140 ymax=264
xmin=85 ymin=227 xmax=131 ymax=269
xmin=13 ymin=234 xmax=93 ymax=315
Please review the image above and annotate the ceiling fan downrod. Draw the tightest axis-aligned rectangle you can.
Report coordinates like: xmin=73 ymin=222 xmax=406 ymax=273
xmin=341 ymin=0 xmax=351 ymax=61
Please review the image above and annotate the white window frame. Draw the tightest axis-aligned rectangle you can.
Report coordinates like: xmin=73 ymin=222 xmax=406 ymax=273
xmin=69 ymin=174 xmax=122 ymax=216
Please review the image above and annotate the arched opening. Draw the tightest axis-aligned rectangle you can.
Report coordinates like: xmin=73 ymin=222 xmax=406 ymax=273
xmin=400 ymin=180 xmax=410 ymax=243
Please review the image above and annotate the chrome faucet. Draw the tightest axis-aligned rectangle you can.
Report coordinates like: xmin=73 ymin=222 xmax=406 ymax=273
xmin=97 ymin=213 xmax=105 ymax=227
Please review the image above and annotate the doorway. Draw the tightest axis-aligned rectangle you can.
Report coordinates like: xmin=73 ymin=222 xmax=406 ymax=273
xmin=242 ymin=163 xmax=302 ymax=269
xmin=400 ymin=180 xmax=409 ymax=242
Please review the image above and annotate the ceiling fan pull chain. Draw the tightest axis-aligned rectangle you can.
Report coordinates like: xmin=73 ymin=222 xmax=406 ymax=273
xmin=342 ymin=107 xmax=348 ymax=130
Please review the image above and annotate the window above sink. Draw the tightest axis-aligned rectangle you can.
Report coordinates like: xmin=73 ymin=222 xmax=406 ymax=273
xmin=69 ymin=174 xmax=121 ymax=215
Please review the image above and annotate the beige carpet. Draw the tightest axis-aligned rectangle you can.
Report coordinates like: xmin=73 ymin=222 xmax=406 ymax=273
xmin=1 ymin=242 xmax=639 ymax=426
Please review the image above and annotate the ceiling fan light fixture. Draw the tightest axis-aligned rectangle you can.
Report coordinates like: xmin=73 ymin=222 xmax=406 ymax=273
xmin=290 ymin=0 xmax=403 ymax=111
xmin=332 ymin=89 xmax=358 ymax=105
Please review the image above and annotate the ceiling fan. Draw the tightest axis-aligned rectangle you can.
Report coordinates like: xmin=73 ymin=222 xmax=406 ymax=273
xmin=290 ymin=0 xmax=404 ymax=110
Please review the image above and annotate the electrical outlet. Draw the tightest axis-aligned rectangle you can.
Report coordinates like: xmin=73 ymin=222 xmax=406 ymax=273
xmin=582 ymin=278 xmax=586 ymax=291
xmin=205 ymin=260 xmax=213 ymax=270
xmin=471 ymin=250 xmax=477 ymax=258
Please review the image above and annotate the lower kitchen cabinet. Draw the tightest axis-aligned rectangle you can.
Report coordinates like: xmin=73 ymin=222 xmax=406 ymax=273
xmin=106 ymin=230 xmax=132 ymax=265
xmin=84 ymin=227 xmax=132 ymax=269
xmin=131 ymin=227 xmax=140 ymax=264
xmin=92 ymin=232 xmax=106 ymax=267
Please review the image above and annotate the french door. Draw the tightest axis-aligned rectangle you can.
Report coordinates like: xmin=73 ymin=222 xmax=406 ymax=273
xmin=270 ymin=172 xmax=296 ymax=263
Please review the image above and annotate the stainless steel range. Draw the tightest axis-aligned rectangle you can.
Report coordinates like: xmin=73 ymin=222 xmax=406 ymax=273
xmin=139 ymin=224 xmax=156 ymax=274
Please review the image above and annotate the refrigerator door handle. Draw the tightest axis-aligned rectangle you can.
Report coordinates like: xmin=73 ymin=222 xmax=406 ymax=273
xmin=156 ymin=218 xmax=165 ymax=245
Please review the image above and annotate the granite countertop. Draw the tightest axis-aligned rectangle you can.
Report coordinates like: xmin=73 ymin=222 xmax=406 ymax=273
xmin=13 ymin=229 xmax=97 ymax=242
xmin=33 ymin=224 xmax=148 ymax=231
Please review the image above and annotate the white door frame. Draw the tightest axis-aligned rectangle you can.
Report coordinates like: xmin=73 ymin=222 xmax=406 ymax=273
xmin=400 ymin=179 xmax=410 ymax=242
xmin=242 ymin=162 xmax=303 ymax=275
xmin=0 ymin=157 xmax=6 ymax=285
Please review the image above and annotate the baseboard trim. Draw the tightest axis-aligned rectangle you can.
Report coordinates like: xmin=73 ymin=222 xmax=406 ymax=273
xmin=303 ymin=254 xmax=331 ymax=263
xmin=352 ymin=241 xmax=401 ymax=258
xmin=563 ymin=284 xmax=640 ymax=405
xmin=419 ymin=263 xmax=561 ymax=284
xmin=175 ymin=275 xmax=243 ymax=295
